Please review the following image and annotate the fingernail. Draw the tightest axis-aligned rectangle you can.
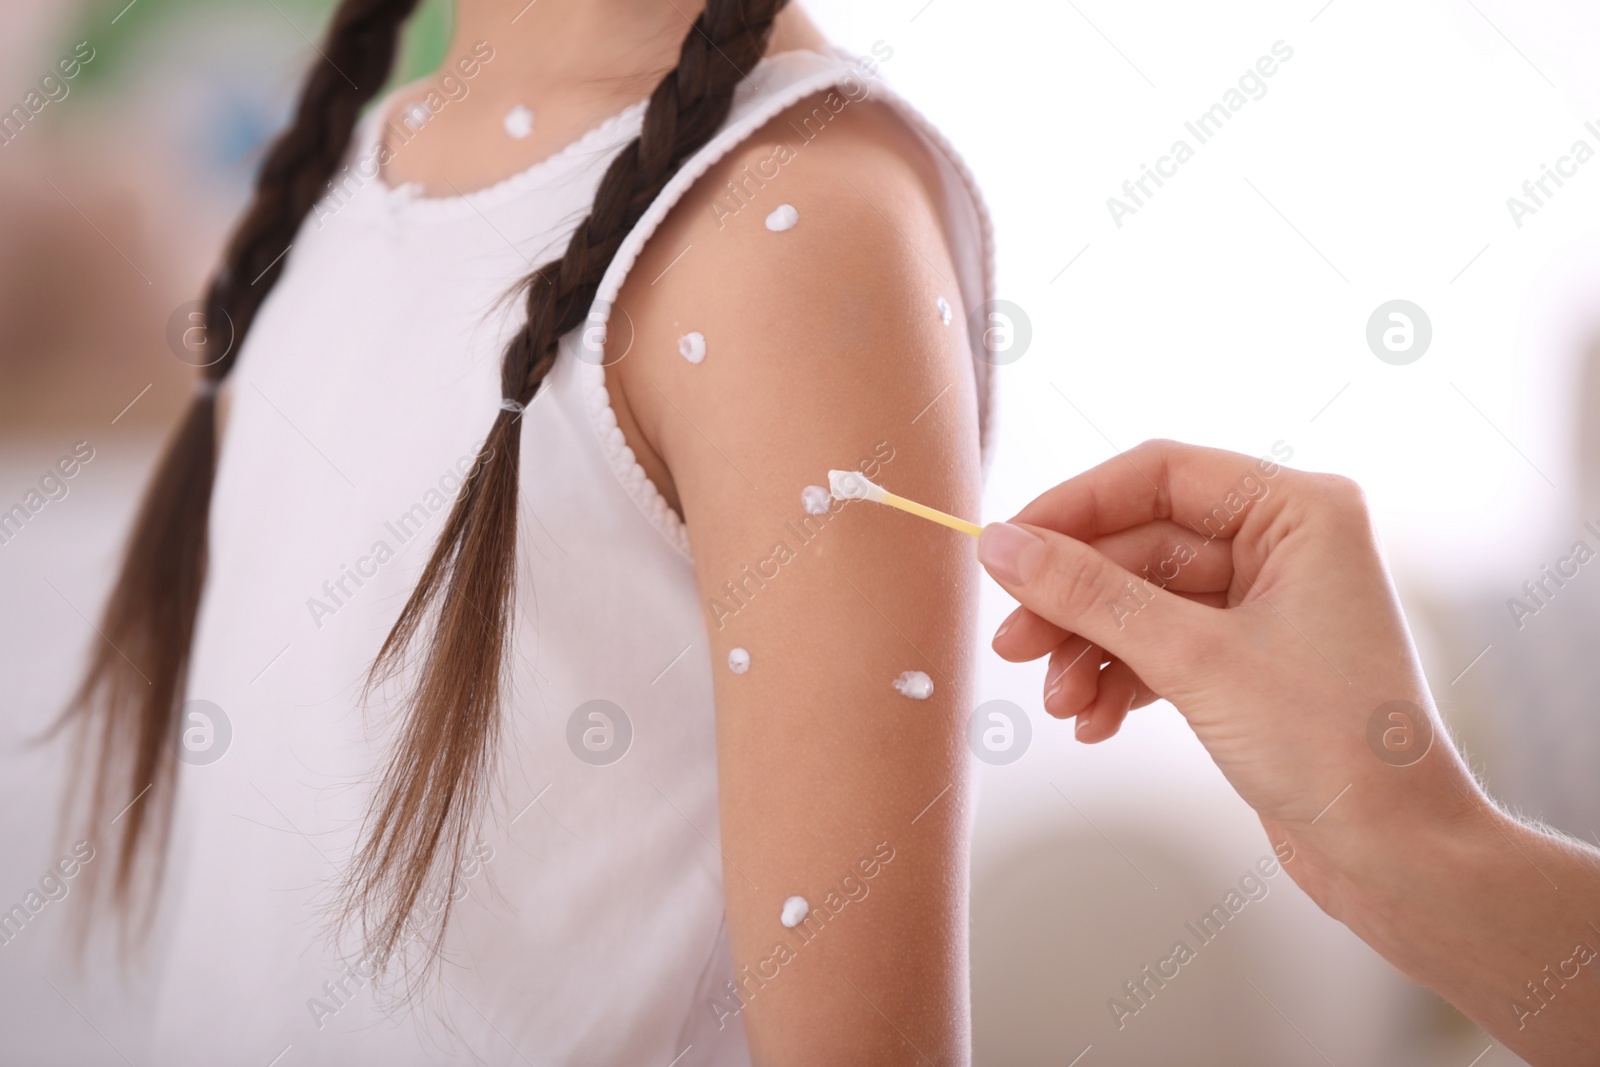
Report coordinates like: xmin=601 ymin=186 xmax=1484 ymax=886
xmin=1045 ymin=680 xmax=1063 ymax=703
xmin=1075 ymin=711 xmax=1094 ymax=740
xmin=979 ymin=523 xmax=1045 ymax=585
xmin=993 ymin=612 xmax=1017 ymax=643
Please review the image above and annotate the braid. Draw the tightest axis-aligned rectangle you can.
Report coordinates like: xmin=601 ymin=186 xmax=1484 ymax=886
xmin=349 ymin=0 xmax=791 ymax=973
xmin=206 ymin=0 xmax=424 ymax=377
xmin=62 ymin=0 xmax=420 ymax=927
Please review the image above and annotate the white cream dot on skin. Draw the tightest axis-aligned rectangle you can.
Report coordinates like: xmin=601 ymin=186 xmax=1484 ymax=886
xmin=780 ymin=895 xmax=809 ymax=928
xmin=936 ymin=296 xmax=952 ymax=326
xmin=728 ymin=647 xmax=750 ymax=674
xmin=801 ymin=485 xmax=832 ymax=515
xmin=893 ymin=670 xmax=934 ymax=700
xmin=503 ymin=104 xmax=535 ymax=139
xmin=765 ymin=204 xmax=799 ymax=232
xmin=678 ymin=332 xmax=706 ymax=363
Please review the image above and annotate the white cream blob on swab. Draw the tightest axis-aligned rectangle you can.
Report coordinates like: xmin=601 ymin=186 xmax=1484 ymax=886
xmin=503 ymin=104 xmax=534 ymax=139
xmin=828 ymin=469 xmax=884 ymax=503
xmin=936 ymin=296 xmax=952 ymax=326
xmin=728 ymin=647 xmax=750 ymax=674
xmin=827 ymin=468 xmax=983 ymax=537
xmin=801 ymin=485 xmax=832 ymax=515
xmin=893 ymin=670 xmax=934 ymax=700
xmin=780 ymin=895 xmax=809 ymax=928
xmin=678 ymin=332 xmax=706 ymax=364
xmin=766 ymin=204 xmax=799 ymax=232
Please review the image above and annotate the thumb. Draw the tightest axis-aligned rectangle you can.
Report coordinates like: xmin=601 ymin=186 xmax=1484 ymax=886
xmin=978 ymin=521 xmax=1215 ymax=677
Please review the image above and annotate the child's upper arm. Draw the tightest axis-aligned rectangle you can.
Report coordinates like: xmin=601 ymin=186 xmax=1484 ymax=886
xmin=613 ymin=96 xmax=981 ymax=1064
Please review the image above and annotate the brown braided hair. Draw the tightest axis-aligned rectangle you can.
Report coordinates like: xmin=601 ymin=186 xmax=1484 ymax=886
xmin=354 ymin=0 xmax=791 ymax=972
xmin=63 ymin=0 xmax=789 ymax=968
xmin=61 ymin=0 xmax=423 ymax=931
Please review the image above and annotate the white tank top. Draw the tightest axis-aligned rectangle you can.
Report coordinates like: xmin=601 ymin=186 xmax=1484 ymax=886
xmin=151 ymin=48 xmax=993 ymax=1065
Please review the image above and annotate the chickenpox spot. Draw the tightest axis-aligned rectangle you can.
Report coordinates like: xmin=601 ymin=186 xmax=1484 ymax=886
xmin=780 ymin=895 xmax=809 ymax=928
xmin=678 ymin=332 xmax=706 ymax=364
xmin=766 ymin=204 xmax=799 ymax=232
xmin=503 ymin=104 xmax=534 ymax=139
xmin=893 ymin=671 xmax=934 ymax=700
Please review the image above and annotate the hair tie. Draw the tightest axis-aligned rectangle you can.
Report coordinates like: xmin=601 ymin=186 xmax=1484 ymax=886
xmin=499 ymin=397 xmax=525 ymax=415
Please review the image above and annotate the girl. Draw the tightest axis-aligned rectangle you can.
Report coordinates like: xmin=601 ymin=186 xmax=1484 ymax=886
xmin=64 ymin=0 xmax=992 ymax=1062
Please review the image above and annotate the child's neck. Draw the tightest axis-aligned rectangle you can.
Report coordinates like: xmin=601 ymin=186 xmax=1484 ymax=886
xmin=380 ymin=0 xmax=824 ymax=197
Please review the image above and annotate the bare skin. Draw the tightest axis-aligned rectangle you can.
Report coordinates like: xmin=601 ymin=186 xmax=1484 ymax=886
xmin=982 ymin=440 xmax=1600 ymax=1065
xmin=372 ymin=1 xmax=977 ymax=1062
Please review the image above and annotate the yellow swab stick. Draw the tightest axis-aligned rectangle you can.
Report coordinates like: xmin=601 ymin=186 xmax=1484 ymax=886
xmin=828 ymin=469 xmax=982 ymax=537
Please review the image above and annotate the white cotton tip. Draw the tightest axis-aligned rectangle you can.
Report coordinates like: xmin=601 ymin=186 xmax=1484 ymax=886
xmin=728 ymin=647 xmax=751 ymax=674
xmin=678 ymin=332 xmax=706 ymax=364
xmin=765 ymin=204 xmax=799 ymax=232
xmin=936 ymin=296 xmax=953 ymax=326
xmin=779 ymin=895 xmax=810 ymax=928
xmin=893 ymin=670 xmax=934 ymax=700
xmin=801 ymin=485 xmax=832 ymax=516
xmin=503 ymin=103 xmax=535 ymax=140
xmin=828 ymin=469 xmax=883 ymax=503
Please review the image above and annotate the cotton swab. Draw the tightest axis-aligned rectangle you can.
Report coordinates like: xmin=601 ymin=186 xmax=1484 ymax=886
xmin=827 ymin=470 xmax=982 ymax=537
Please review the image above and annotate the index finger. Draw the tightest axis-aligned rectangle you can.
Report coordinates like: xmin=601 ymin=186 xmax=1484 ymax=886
xmin=1010 ymin=438 xmax=1295 ymax=543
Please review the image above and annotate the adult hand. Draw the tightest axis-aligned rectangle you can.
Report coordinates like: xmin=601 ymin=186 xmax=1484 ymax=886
xmin=979 ymin=440 xmax=1600 ymax=1064
xmin=981 ymin=439 xmax=1464 ymax=840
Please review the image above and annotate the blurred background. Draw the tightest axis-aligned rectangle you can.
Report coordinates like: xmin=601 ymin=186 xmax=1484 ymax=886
xmin=3 ymin=0 xmax=1598 ymax=1063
